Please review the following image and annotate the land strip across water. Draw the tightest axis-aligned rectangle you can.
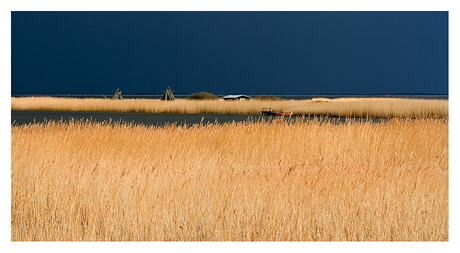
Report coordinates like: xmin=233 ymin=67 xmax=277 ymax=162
xmin=11 ymin=97 xmax=448 ymax=119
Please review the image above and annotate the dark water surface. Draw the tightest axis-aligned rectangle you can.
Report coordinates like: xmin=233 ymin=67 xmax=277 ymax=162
xmin=11 ymin=110 xmax=387 ymax=126
xmin=11 ymin=111 xmax=263 ymax=126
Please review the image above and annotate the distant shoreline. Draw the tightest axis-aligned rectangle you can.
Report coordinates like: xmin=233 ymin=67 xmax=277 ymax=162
xmin=11 ymin=94 xmax=448 ymax=100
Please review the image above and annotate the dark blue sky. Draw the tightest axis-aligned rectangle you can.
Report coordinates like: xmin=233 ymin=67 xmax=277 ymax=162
xmin=11 ymin=11 xmax=448 ymax=95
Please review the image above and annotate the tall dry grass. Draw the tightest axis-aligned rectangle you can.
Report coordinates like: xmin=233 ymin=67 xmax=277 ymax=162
xmin=11 ymin=97 xmax=448 ymax=118
xmin=11 ymin=118 xmax=448 ymax=241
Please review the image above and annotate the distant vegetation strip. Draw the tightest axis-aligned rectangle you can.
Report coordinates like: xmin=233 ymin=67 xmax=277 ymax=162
xmin=11 ymin=97 xmax=448 ymax=118
xmin=254 ymin=95 xmax=284 ymax=101
xmin=12 ymin=118 xmax=448 ymax=241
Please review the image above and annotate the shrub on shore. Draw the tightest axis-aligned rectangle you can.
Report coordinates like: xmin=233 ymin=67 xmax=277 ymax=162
xmin=187 ymin=92 xmax=220 ymax=100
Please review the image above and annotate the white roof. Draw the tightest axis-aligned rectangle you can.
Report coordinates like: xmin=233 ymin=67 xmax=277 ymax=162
xmin=222 ymin=94 xmax=252 ymax=99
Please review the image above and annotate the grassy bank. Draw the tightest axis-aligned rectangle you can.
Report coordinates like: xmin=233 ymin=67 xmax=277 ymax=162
xmin=11 ymin=97 xmax=448 ymax=118
xmin=11 ymin=118 xmax=448 ymax=241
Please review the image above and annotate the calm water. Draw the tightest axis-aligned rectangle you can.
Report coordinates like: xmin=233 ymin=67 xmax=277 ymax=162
xmin=11 ymin=111 xmax=262 ymax=126
xmin=11 ymin=111 xmax=387 ymax=126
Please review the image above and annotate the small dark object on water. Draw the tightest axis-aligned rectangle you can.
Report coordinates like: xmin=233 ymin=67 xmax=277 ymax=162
xmin=261 ymin=108 xmax=293 ymax=116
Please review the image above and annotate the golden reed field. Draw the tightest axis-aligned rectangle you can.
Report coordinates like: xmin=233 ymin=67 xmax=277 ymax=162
xmin=11 ymin=117 xmax=448 ymax=241
xmin=11 ymin=96 xmax=448 ymax=118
